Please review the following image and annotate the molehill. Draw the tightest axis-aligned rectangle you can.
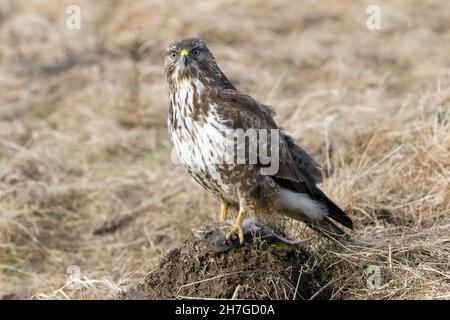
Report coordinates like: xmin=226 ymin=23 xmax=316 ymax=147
xmin=120 ymin=237 xmax=333 ymax=300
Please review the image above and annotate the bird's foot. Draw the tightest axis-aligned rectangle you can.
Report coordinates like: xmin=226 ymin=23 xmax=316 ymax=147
xmin=225 ymin=223 xmax=244 ymax=244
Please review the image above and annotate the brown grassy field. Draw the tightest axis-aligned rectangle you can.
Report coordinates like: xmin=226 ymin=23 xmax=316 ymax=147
xmin=0 ymin=0 xmax=449 ymax=299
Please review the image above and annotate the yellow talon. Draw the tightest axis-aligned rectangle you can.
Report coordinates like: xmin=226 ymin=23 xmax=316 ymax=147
xmin=225 ymin=209 xmax=245 ymax=244
xmin=225 ymin=224 xmax=245 ymax=244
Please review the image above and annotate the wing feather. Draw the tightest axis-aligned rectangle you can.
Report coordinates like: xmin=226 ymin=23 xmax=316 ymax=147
xmin=217 ymin=88 xmax=353 ymax=230
xmin=217 ymin=89 xmax=308 ymax=186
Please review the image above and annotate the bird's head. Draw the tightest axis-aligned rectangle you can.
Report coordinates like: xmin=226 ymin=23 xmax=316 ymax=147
xmin=164 ymin=37 xmax=215 ymax=81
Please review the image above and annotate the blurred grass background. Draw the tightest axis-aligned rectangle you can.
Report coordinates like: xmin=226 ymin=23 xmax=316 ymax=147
xmin=0 ymin=0 xmax=449 ymax=299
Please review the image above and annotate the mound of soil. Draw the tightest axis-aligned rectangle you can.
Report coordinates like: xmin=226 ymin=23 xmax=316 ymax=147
xmin=120 ymin=238 xmax=333 ymax=300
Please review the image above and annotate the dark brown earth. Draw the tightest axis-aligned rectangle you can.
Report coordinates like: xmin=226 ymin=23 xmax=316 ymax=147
xmin=120 ymin=238 xmax=333 ymax=300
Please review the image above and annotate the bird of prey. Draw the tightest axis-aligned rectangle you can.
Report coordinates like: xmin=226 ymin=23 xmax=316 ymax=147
xmin=165 ymin=37 xmax=353 ymax=244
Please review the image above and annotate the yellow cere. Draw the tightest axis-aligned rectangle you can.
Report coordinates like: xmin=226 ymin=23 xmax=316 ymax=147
xmin=180 ymin=49 xmax=189 ymax=56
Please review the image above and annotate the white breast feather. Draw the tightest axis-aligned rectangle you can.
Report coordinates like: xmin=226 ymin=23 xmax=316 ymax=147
xmin=170 ymin=80 xmax=230 ymax=175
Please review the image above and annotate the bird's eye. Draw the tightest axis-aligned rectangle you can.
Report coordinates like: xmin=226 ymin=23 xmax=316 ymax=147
xmin=192 ymin=49 xmax=200 ymax=56
xmin=169 ymin=51 xmax=177 ymax=59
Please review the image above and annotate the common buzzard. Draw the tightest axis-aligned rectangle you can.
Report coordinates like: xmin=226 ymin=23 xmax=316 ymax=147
xmin=165 ymin=37 xmax=353 ymax=244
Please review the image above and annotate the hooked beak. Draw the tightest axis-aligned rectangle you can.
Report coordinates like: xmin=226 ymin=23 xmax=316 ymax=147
xmin=180 ymin=49 xmax=189 ymax=67
xmin=182 ymin=55 xmax=188 ymax=67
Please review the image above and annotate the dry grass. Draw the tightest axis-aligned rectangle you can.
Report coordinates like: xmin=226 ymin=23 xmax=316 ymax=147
xmin=0 ymin=0 xmax=449 ymax=299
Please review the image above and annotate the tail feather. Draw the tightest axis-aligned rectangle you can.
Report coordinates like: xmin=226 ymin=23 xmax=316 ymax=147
xmin=274 ymin=178 xmax=353 ymax=231
xmin=313 ymin=187 xmax=353 ymax=230
xmin=307 ymin=217 xmax=351 ymax=241
xmin=276 ymin=187 xmax=353 ymax=241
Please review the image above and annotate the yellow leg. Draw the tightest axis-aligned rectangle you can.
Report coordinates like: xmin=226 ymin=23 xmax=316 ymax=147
xmin=219 ymin=200 xmax=228 ymax=222
xmin=225 ymin=208 xmax=245 ymax=244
